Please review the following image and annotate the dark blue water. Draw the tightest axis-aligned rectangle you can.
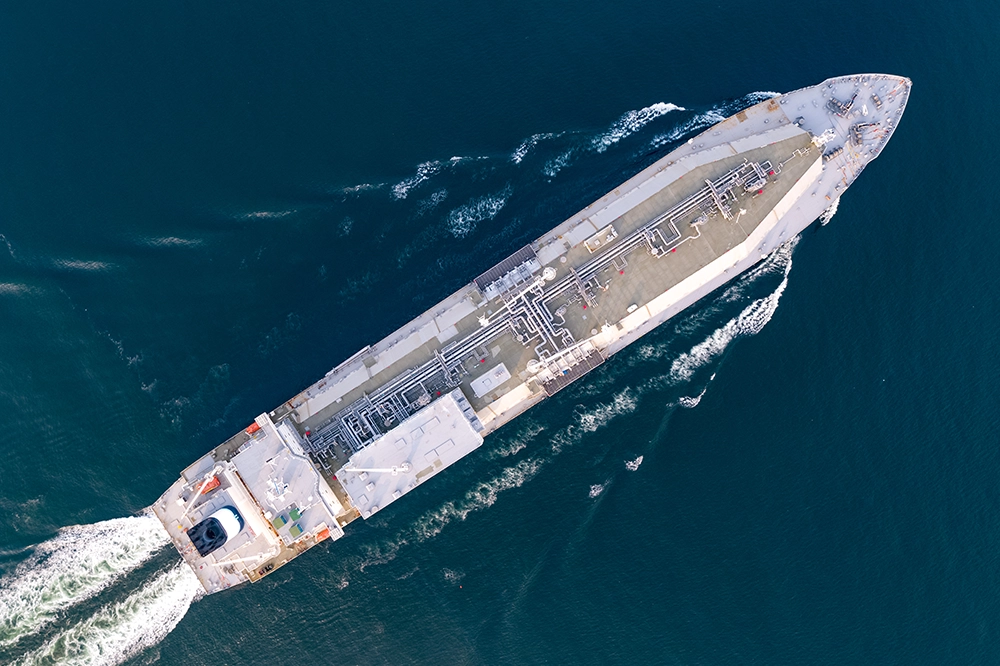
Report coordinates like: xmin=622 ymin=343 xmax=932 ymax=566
xmin=2 ymin=1 xmax=999 ymax=663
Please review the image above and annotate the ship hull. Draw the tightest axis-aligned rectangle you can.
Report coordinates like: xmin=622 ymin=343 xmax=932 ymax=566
xmin=153 ymin=74 xmax=911 ymax=594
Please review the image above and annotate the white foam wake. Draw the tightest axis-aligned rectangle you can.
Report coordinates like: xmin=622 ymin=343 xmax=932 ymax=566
xmin=140 ymin=236 xmax=203 ymax=249
xmin=820 ymin=197 xmax=840 ymax=226
xmin=488 ymin=422 xmax=545 ymax=460
xmin=717 ymin=242 xmax=791 ymax=304
xmin=677 ymin=384 xmax=709 ymax=408
xmin=543 ymin=148 xmax=575 ymax=178
xmin=16 ymin=564 xmax=203 ymax=666
xmin=446 ymin=185 xmax=512 ymax=237
xmin=490 ymin=440 xmax=525 ymax=459
xmin=651 ymin=109 xmax=726 ymax=148
xmin=441 ymin=568 xmax=465 ymax=584
xmin=414 ymin=189 xmax=449 ymax=216
xmin=651 ymin=91 xmax=781 ymax=149
xmin=351 ymin=456 xmax=547 ymax=572
xmin=593 ymin=102 xmax=685 ymax=153
xmin=511 ymin=132 xmax=559 ymax=164
xmin=571 ymin=389 xmax=637 ymax=439
xmin=392 ymin=160 xmax=443 ymax=200
xmin=414 ymin=392 xmax=636 ymax=535
xmin=0 ymin=233 xmax=17 ymax=260
xmin=0 ymin=283 xmax=37 ymax=297
xmin=342 ymin=182 xmax=384 ymax=196
xmin=604 ymin=235 xmax=799 ymax=399
xmin=410 ymin=457 xmax=546 ymax=543
xmin=242 ymin=210 xmax=295 ymax=220
xmin=353 ymin=389 xmax=639 ymax=573
xmin=52 ymin=259 xmax=114 ymax=273
xmin=0 ymin=515 xmax=170 ymax=648
xmin=545 ymin=102 xmax=685 ymax=177
xmin=669 ymin=239 xmax=797 ymax=383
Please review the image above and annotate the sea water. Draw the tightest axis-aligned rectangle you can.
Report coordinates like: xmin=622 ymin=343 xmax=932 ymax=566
xmin=2 ymin=0 xmax=1000 ymax=663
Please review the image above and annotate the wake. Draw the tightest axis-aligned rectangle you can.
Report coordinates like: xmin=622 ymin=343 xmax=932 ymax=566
xmin=2 ymin=89 xmax=803 ymax=662
xmin=361 ymin=237 xmax=800 ymax=570
xmin=545 ymin=102 xmax=686 ymax=177
xmin=15 ymin=565 xmax=202 ymax=666
xmin=0 ymin=515 xmax=169 ymax=648
xmin=0 ymin=515 xmax=202 ymax=666
xmin=820 ymin=197 xmax=840 ymax=226
xmin=650 ymin=91 xmax=780 ymax=150
xmin=0 ymin=244 xmax=800 ymax=664
xmin=669 ymin=239 xmax=797 ymax=383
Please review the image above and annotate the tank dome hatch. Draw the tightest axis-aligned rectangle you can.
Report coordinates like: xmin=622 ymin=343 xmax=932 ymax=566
xmin=186 ymin=506 xmax=245 ymax=557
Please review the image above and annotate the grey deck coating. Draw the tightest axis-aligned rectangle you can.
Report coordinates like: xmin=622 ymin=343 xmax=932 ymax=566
xmin=298 ymin=133 xmax=813 ymax=437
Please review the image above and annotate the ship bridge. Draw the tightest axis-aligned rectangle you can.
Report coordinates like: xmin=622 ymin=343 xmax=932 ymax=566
xmin=152 ymin=412 xmax=350 ymax=593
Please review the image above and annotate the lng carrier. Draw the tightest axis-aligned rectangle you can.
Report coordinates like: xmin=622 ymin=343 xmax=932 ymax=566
xmin=152 ymin=74 xmax=911 ymax=594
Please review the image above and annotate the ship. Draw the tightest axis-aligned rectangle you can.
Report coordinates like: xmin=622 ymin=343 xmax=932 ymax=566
xmin=152 ymin=74 xmax=911 ymax=594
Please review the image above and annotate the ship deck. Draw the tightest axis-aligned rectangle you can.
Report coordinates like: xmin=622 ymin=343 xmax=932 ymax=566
xmin=543 ymin=134 xmax=815 ymax=343
xmin=293 ymin=130 xmax=816 ymax=485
